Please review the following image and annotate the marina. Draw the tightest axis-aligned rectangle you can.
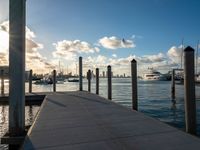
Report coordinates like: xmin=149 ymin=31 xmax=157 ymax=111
xmin=0 ymin=78 xmax=200 ymax=149
xmin=0 ymin=0 xmax=200 ymax=149
xmin=0 ymin=51 xmax=200 ymax=149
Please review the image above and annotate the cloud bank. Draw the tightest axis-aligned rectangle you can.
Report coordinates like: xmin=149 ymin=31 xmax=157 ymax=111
xmin=52 ymin=40 xmax=100 ymax=61
xmin=0 ymin=21 xmax=55 ymax=72
xmin=1 ymin=21 xmax=199 ymax=75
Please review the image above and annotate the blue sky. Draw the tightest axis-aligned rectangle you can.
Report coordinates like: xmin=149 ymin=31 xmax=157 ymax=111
xmin=0 ymin=0 xmax=200 ymax=74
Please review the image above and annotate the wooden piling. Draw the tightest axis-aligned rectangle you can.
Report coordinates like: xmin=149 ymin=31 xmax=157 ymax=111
xmin=87 ymin=70 xmax=91 ymax=92
xmin=96 ymin=68 xmax=99 ymax=95
xmin=9 ymin=0 xmax=26 ymax=137
xmin=107 ymin=65 xmax=112 ymax=100
xmin=1 ymin=70 xmax=4 ymax=95
xmin=79 ymin=57 xmax=83 ymax=91
xmin=53 ymin=70 xmax=56 ymax=92
xmin=171 ymin=69 xmax=175 ymax=99
xmin=131 ymin=59 xmax=138 ymax=110
xmin=184 ymin=46 xmax=196 ymax=135
xmin=29 ymin=69 xmax=32 ymax=93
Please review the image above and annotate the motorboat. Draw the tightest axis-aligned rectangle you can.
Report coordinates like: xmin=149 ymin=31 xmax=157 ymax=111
xmin=143 ymin=68 xmax=167 ymax=81
xmin=56 ymin=76 xmax=65 ymax=84
xmin=34 ymin=76 xmax=53 ymax=85
xmin=68 ymin=78 xmax=79 ymax=82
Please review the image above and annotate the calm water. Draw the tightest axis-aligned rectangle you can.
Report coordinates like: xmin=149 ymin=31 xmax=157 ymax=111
xmin=0 ymin=78 xmax=200 ymax=149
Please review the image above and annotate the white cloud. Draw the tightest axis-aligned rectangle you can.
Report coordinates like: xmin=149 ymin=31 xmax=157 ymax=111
xmin=167 ymin=45 xmax=183 ymax=64
xmin=0 ymin=21 xmax=55 ymax=73
xmin=2 ymin=20 xmax=196 ymax=75
xmin=139 ymin=53 xmax=166 ymax=63
xmin=83 ymin=55 xmax=108 ymax=69
xmin=98 ymin=36 xmax=135 ymax=49
xmin=112 ymin=54 xmax=117 ymax=58
xmin=52 ymin=40 xmax=100 ymax=61
xmin=0 ymin=21 xmax=36 ymax=39
xmin=82 ymin=52 xmax=173 ymax=76
xmin=0 ymin=52 xmax=8 ymax=64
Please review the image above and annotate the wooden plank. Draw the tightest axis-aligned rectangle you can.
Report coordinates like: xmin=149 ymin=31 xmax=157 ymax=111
xmin=22 ymin=91 xmax=200 ymax=150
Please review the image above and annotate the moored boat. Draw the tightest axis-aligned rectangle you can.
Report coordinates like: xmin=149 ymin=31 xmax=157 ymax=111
xmin=143 ymin=68 xmax=168 ymax=81
xmin=34 ymin=76 xmax=53 ymax=85
xmin=68 ymin=78 xmax=79 ymax=82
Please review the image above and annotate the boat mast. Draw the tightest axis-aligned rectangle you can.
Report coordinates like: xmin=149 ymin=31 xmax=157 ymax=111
xmin=66 ymin=65 xmax=68 ymax=75
xmin=76 ymin=64 xmax=77 ymax=76
xmin=59 ymin=61 xmax=61 ymax=73
xmin=196 ymin=40 xmax=199 ymax=75
xmin=180 ymin=38 xmax=184 ymax=69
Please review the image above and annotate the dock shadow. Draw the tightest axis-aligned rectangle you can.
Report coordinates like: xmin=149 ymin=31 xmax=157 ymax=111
xmin=46 ymin=98 xmax=67 ymax=108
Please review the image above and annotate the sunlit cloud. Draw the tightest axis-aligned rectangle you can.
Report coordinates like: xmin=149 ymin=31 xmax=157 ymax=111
xmin=139 ymin=53 xmax=166 ymax=63
xmin=167 ymin=45 xmax=184 ymax=65
xmin=98 ymin=36 xmax=135 ymax=49
xmin=1 ymin=19 xmax=197 ymax=75
xmin=0 ymin=52 xmax=8 ymax=64
xmin=52 ymin=40 xmax=100 ymax=61
xmin=0 ymin=21 xmax=55 ymax=73
xmin=82 ymin=50 xmax=180 ymax=76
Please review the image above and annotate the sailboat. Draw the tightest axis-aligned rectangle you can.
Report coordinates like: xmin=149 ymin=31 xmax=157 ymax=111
xmin=68 ymin=64 xmax=79 ymax=82
xmin=56 ymin=61 xmax=65 ymax=84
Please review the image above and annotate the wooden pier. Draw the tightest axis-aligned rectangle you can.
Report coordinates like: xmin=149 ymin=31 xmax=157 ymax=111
xmin=0 ymin=93 xmax=45 ymax=106
xmin=21 ymin=91 xmax=200 ymax=150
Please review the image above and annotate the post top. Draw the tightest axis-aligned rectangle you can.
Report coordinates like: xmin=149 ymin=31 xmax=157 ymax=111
xmin=184 ymin=46 xmax=194 ymax=52
xmin=131 ymin=59 xmax=137 ymax=63
xmin=107 ymin=65 xmax=111 ymax=68
xmin=96 ymin=68 xmax=99 ymax=70
xmin=79 ymin=56 xmax=82 ymax=59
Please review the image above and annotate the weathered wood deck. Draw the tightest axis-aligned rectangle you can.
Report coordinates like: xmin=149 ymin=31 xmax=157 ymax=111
xmin=22 ymin=91 xmax=200 ymax=150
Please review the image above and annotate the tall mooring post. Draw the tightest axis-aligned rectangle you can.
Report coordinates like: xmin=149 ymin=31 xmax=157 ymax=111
xmin=131 ymin=59 xmax=138 ymax=111
xmin=107 ymin=65 xmax=112 ymax=100
xmin=171 ymin=69 xmax=175 ymax=99
xmin=9 ymin=0 xmax=26 ymax=137
xmin=96 ymin=68 xmax=99 ymax=95
xmin=53 ymin=70 xmax=56 ymax=92
xmin=1 ymin=70 xmax=4 ymax=95
xmin=29 ymin=69 xmax=32 ymax=93
xmin=79 ymin=57 xmax=83 ymax=91
xmin=184 ymin=46 xmax=196 ymax=135
xmin=87 ymin=70 xmax=91 ymax=92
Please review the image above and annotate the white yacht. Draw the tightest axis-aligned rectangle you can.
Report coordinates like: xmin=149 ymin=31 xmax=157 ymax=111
xmin=143 ymin=68 xmax=165 ymax=81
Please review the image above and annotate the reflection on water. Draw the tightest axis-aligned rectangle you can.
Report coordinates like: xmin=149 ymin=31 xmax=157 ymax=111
xmin=0 ymin=106 xmax=40 ymax=149
xmin=0 ymin=78 xmax=200 ymax=149
xmin=90 ymin=78 xmax=200 ymax=134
